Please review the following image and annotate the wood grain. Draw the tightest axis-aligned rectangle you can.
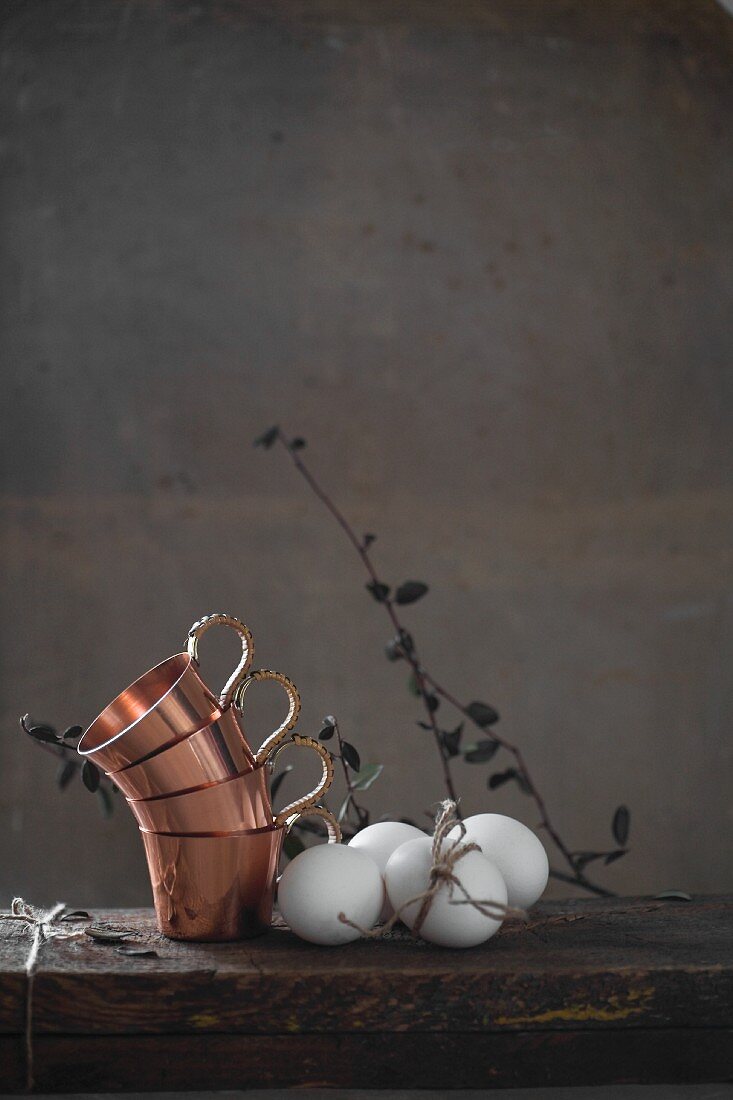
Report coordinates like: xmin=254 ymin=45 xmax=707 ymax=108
xmin=22 ymin=1029 xmax=733 ymax=1092
xmin=2 ymin=897 xmax=731 ymax=1091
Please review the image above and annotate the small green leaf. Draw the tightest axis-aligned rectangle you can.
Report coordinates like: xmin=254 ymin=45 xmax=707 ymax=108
xmin=318 ymin=716 xmax=336 ymax=741
xmin=341 ymin=741 xmax=361 ymax=771
xmin=254 ymin=425 xmax=280 ymax=449
xmin=85 ymin=923 xmax=136 ymax=943
xmin=270 ymin=764 xmax=293 ymax=800
xmin=612 ymin=805 xmax=630 ymax=846
xmin=362 ymin=533 xmax=377 ymax=549
xmin=351 ymin=764 xmax=383 ymax=791
xmin=464 ymin=738 xmax=499 ymax=764
xmin=655 ymin=890 xmax=692 ymax=901
xmin=289 ymin=437 xmax=307 ymax=451
xmin=604 ymin=849 xmax=627 ymax=865
xmin=337 ymin=794 xmax=352 ymax=822
xmin=61 ymin=725 xmax=83 ymax=741
xmin=283 ymin=833 xmax=306 ymax=861
xmin=57 ymin=760 xmax=77 ymax=790
xmin=426 ymin=693 xmax=439 ymax=713
xmin=488 ymin=767 xmax=530 ymax=792
xmin=395 ymin=581 xmax=429 ymax=605
xmin=366 ymin=580 xmax=390 ymax=603
xmin=25 ymin=724 xmax=60 ymax=744
xmin=441 ymin=730 xmax=462 ymax=757
xmin=416 ymin=720 xmax=433 ymax=730
xmin=573 ymin=851 xmax=607 ymax=871
xmin=466 ymin=701 xmax=500 ymax=728
xmin=81 ymin=760 xmax=100 ymax=793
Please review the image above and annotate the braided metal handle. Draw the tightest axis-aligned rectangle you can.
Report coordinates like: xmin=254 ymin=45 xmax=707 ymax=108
xmin=232 ymin=669 xmax=301 ymax=765
xmin=285 ymin=804 xmax=342 ymax=844
xmin=270 ymin=734 xmax=335 ymax=827
xmin=185 ymin=613 xmax=255 ymax=710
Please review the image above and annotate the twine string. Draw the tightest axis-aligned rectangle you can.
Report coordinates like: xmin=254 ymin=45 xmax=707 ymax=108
xmin=0 ymin=898 xmax=84 ymax=1090
xmin=339 ymin=800 xmax=526 ymax=939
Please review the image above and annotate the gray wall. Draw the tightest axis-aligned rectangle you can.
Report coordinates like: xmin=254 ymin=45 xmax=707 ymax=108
xmin=1 ymin=0 xmax=731 ymax=907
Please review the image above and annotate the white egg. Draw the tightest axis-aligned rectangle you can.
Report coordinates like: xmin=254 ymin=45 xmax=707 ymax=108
xmin=384 ymin=835 xmax=507 ymax=948
xmin=348 ymin=821 xmax=426 ymax=921
xmin=448 ymin=814 xmax=549 ymax=909
xmin=278 ymin=843 xmax=383 ymax=946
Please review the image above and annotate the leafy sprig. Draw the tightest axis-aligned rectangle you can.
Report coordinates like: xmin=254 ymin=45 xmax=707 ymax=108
xmin=20 ymin=715 xmax=116 ymax=817
xmin=255 ymin=426 xmax=631 ymax=896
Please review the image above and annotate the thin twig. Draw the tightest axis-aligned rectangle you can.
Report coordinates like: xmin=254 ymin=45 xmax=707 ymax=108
xmin=266 ymin=430 xmax=613 ymax=896
xmin=332 ymin=717 xmax=369 ymax=830
xmin=280 ymin=437 xmax=460 ymax=808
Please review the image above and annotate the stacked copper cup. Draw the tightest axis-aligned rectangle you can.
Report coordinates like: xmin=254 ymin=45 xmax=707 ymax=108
xmin=77 ymin=613 xmax=340 ymax=941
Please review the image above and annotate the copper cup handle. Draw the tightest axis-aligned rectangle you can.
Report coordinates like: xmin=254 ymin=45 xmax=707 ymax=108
xmin=285 ymin=804 xmax=342 ymax=844
xmin=233 ymin=669 xmax=302 ymax=765
xmin=186 ymin=613 xmax=255 ymax=709
xmin=270 ymin=734 xmax=335 ymax=826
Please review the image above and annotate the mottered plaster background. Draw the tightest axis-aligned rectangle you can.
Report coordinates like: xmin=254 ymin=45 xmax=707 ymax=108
xmin=1 ymin=0 xmax=731 ymax=904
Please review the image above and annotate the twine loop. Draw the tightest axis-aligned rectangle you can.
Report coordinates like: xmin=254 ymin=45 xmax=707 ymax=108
xmin=0 ymin=898 xmax=85 ymax=1089
xmin=339 ymin=800 xmax=526 ymax=939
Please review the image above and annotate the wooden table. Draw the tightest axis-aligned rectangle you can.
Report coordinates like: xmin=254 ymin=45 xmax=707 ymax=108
xmin=1 ymin=896 xmax=731 ymax=1093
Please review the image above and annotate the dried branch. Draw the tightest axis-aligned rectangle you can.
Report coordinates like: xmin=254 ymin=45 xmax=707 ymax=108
xmin=257 ymin=427 xmax=623 ymax=896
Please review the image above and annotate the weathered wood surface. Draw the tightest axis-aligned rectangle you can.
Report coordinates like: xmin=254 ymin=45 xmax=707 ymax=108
xmin=2 ymin=1028 xmax=732 ymax=1093
xmin=1 ymin=897 xmax=731 ymax=1091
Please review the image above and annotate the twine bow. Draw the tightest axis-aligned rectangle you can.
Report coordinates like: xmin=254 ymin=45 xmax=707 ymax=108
xmin=339 ymin=800 xmax=526 ymax=939
xmin=0 ymin=898 xmax=85 ymax=1090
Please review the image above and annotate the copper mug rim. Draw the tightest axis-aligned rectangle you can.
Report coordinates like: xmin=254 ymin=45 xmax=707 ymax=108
xmin=77 ymin=614 xmax=255 ymax=772
xmin=139 ymin=822 xmax=280 ymax=838
xmin=126 ymin=756 xmax=253 ymax=803
xmin=111 ymin=669 xmax=302 ymax=801
xmin=78 ymin=652 xmax=218 ymax=758
xmin=107 ymin=705 xmax=257 ymax=801
xmin=127 ymin=734 xmax=335 ymax=834
xmin=138 ymin=803 xmax=341 ymax=842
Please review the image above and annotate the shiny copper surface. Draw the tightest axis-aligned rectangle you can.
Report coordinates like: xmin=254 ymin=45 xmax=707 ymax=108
xmin=78 ymin=614 xmax=254 ymax=773
xmin=128 ymin=763 xmax=273 ymax=833
xmin=78 ymin=653 xmax=220 ymax=772
xmin=125 ymin=731 xmax=335 ymax=832
xmin=140 ymin=806 xmax=341 ymax=941
xmin=141 ymin=826 xmax=284 ymax=941
xmin=109 ymin=706 xmax=256 ymax=800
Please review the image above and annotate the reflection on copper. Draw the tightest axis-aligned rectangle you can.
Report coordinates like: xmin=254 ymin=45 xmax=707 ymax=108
xmin=78 ymin=613 xmax=255 ymax=773
xmin=78 ymin=653 xmax=221 ymax=773
xmin=141 ymin=826 xmax=285 ymax=941
xmin=110 ymin=707 xmax=256 ymax=800
xmin=128 ymin=764 xmax=273 ymax=833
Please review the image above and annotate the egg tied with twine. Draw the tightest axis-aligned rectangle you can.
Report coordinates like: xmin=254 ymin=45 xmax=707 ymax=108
xmin=338 ymin=799 xmax=527 ymax=942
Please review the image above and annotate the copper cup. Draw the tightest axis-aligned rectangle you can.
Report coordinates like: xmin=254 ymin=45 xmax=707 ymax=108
xmin=127 ymin=734 xmax=335 ymax=833
xmin=78 ymin=613 xmax=254 ymax=772
xmin=110 ymin=707 xmax=254 ymax=801
xmin=109 ymin=670 xmax=300 ymax=800
xmin=141 ymin=807 xmax=341 ymax=941
xmin=141 ymin=824 xmax=283 ymax=941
